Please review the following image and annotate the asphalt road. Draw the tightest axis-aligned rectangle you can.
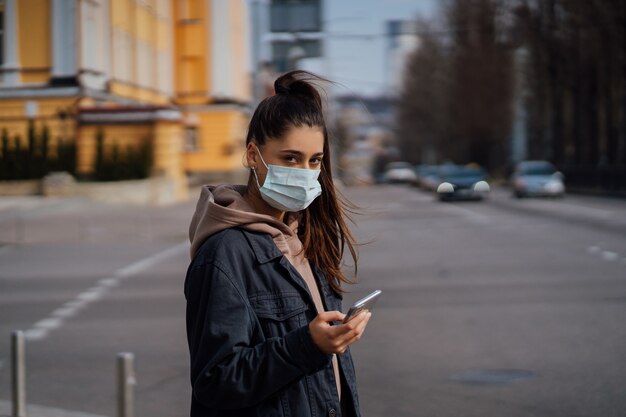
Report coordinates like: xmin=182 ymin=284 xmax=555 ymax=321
xmin=1 ymin=185 xmax=625 ymax=417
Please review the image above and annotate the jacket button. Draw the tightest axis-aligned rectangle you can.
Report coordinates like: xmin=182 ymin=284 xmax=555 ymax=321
xmin=328 ymin=409 xmax=337 ymax=417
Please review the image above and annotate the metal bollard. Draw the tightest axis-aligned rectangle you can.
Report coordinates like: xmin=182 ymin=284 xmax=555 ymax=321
xmin=117 ymin=352 xmax=136 ymax=417
xmin=11 ymin=331 xmax=26 ymax=417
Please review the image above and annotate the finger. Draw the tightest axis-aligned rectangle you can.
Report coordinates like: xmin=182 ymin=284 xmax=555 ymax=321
xmin=316 ymin=310 xmax=346 ymax=323
xmin=323 ymin=310 xmax=370 ymax=343
xmin=343 ymin=308 xmax=371 ymax=324
xmin=339 ymin=313 xmax=372 ymax=347
xmin=354 ymin=312 xmax=371 ymax=334
xmin=341 ymin=310 xmax=369 ymax=330
xmin=331 ymin=311 xmax=368 ymax=338
xmin=342 ymin=334 xmax=361 ymax=349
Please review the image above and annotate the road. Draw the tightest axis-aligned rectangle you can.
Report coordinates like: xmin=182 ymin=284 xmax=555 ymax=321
xmin=1 ymin=186 xmax=625 ymax=417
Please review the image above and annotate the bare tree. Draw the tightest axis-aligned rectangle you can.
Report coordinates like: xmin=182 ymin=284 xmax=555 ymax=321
xmin=397 ymin=20 xmax=448 ymax=165
xmin=397 ymin=0 xmax=516 ymax=175
xmin=517 ymin=0 xmax=626 ymax=191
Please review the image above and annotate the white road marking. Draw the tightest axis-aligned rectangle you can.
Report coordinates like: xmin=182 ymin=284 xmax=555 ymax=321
xmin=51 ymin=306 xmax=78 ymax=318
xmin=34 ymin=318 xmax=63 ymax=330
xmin=586 ymin=243 xmax=623 ymax=263
xmin=63 ymin=299 xmax=89 ymax=311
xmin=24 ymin=328 xmax=48 ymax=341
xmin=97 ymin=277 xmax=119 ymax=287
xmin=116 ymin=241 xmax=188 ymax=277
xmin=602 ymin=251 xmax=619 ymax=261
xmin=76 ymin=290 xmax=103 ymax=302
xmin=23 ymin=240 xmax=189 ymax=342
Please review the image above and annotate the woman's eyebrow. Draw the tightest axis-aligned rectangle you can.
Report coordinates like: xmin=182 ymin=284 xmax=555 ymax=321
xmin=279 ymin=149 xmax=324 ymax=157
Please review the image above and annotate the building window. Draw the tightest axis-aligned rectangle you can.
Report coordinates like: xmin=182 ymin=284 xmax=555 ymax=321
xmin=184 ymin=127 xmax=199 ymax=152
xmin=270 ymin=0 xmax=321 ymax=33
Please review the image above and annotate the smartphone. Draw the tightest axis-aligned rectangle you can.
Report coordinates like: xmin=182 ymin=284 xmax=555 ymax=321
xmin=343 ymin=290 xmax=382 ymax=324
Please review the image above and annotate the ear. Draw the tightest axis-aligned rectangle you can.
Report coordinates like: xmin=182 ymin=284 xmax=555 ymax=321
xmin=245 ymin=142 xmax=257 ymax=169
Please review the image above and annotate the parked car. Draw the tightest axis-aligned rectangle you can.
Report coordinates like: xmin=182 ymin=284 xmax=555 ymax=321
xmin=416 ymin=165 xmax=442 ymax=191
xmin=511 ymin=160 xmax=565 ymax=198
xmin=436 ymin=165 xmax=490 ymax=201
xmin=382 ymin=162 xmax=418 ymax=184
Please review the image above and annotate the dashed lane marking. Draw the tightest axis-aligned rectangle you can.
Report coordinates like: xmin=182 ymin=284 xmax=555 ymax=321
xmin=602 ymin=251 xmax=619 ymax=261
xmin=21 ymin=240 xmax=189 ymax=342
xmin=116 ymin=242 xmax=188 ymax=277
xmin=586 ymin=243 xmax=625 ymax=265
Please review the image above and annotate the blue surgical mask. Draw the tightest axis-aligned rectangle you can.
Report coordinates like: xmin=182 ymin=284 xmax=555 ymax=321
xmin=252 ymin=146 xmax=322 ymax=212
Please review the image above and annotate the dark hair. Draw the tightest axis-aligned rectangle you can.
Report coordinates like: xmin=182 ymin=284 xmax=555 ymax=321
xmin=245 ymin=70 xmax=358 ymax=293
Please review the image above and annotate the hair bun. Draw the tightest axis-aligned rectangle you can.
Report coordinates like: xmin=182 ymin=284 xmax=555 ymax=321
xmin=274 ymin=83 xmax=290 ymax=95
xmin=273 ymin=70 xmax=325 ymax=109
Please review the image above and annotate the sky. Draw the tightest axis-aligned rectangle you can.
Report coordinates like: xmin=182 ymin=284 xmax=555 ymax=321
xmin=296 ymin=0 xmax=439 ymax=97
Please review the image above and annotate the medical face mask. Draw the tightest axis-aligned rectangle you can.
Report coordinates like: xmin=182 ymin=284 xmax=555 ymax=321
xmin=252 ymin=146 xmax=323 ymax=212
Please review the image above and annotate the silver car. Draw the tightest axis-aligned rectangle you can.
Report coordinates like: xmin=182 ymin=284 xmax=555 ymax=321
xmin=511 ymin=160 xmax=565 ymax=198
xmin=383 ymin=162 xmax=418 ymax=184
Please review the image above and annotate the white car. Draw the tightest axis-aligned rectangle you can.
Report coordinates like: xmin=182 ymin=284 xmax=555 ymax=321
xmin=383 ymin=162 xmax=418 ymax=184
xmin=511 ymin=160 xmax=565 ymax=198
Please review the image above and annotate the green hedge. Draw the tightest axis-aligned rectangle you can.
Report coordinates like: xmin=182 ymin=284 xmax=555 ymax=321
xmin=93 ymin=128 xmax=152 ymax=181
xmin=0 ymin=121 xmax=76 ymax=180
xmin=0 ymin=123 xmax=153 ymax=182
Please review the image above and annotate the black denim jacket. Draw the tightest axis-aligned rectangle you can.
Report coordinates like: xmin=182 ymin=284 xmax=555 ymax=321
xmin=185 ymin=228 xmax=361 ymax=417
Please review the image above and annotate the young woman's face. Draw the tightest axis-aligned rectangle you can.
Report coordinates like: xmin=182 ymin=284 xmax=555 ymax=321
xmin=248 ymin=125 xmax=325 ymax=179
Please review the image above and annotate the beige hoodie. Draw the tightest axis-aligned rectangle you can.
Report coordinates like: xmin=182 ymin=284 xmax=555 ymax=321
xmin=188 ymin=184 xmax=341 ymax=399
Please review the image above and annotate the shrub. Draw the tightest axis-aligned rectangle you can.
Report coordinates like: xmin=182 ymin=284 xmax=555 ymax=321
xmin=0 ymin=121 xmax=76 ymax=180
xmin=92 ymin=129 xmax=153 ymax=181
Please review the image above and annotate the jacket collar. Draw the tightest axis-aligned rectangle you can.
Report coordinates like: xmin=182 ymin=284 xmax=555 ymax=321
xmin=242 ymin=229 xmax=344 ymax=301
xmin=242 ymin=229 xmax=314 ymax=301
xmin=243 ymin=230 xmax=284 ymax=264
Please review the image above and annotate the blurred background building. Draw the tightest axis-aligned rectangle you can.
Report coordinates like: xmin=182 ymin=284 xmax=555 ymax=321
xmin=250 ymin=0 xmax=323 ymax=104
xmin=385 ymin=20 xmax=419 ymax=95
xmin=0 ymin=0 xmax=623 ymax=196
xmin=0 ymin=0 xmax=251 ymax=198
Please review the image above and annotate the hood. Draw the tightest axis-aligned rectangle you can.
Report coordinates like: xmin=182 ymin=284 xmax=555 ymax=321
xmin=189 ymin=184 xmax=301 ymax=259
xmin=444 ymin=175 xmax=485 ymax=187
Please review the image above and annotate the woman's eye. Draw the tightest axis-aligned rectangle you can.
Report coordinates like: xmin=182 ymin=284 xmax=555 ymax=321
xmin=284 ymin=156 xmax=298 ymax=164
xmin=310 ymin=158 xmax=322 ymax=166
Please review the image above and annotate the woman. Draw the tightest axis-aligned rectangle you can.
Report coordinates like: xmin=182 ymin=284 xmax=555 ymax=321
xmin=185 ymin=70 xmax=371 ymax=417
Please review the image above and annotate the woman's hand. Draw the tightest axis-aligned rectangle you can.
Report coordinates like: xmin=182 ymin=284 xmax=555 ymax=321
xmin=309 ymin=311 xmax=371 ymax=354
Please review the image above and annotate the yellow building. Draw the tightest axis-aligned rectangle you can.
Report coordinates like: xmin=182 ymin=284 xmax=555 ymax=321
xmin=0 ymin=0 xmax=251 ymax=195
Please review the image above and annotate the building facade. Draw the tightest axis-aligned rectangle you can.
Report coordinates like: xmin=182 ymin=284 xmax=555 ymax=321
xmin=0 ymin=0 xmax=251 ymax=196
